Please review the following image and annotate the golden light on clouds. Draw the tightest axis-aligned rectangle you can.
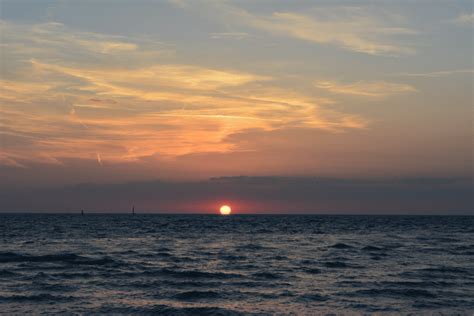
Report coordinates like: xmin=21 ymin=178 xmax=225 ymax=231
xmin=314 ymin=80 xmax=417 ymax=97
xmin=208 ymin=4 xmax=417 ymax=56
xmin=0 ymin=0 xmax=472 ymax=216
xmin=0 ymin=21 xmax=375 ymax=168
xmin=1 ymin=1 xmax=470 ymax=182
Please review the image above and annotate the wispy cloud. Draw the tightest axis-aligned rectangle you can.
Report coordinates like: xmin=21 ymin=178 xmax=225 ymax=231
xmin=210 ymin=32 xmax=250 ymax=40
xmin=0 ymin=21 xmax=171 ymax=68
xmin=314 ymin=80 xmax=416 ymax=97
xmin=96 ymin=153 xmax=103 ymax=166
xmin=396 ymin=69 xmax=474 ymax=78
xmin=1 ymin=21 xmax=368 ymax=167
xmin=452 ymin=13 xmax=474 ymax=25
xmin=208 ymin=5 xmax=417 ymax=56
xmin=30 ymin=59 xmax=270 ymax=91
xmin=166 ymin=0 xmax=189 ymax=9
xmin=0 ymin=80 xmax=53 ymax=103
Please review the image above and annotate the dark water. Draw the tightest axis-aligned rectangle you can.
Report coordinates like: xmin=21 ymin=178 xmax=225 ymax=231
xmin=0 ymin=214 xmax=473 ymax=315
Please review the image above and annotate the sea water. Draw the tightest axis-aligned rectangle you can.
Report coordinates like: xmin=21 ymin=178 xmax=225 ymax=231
xmin=0 ymin=214 xmax=473 ymax=314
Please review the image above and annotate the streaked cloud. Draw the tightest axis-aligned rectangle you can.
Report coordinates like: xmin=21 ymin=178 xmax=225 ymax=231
xmin=96 ymin=153 xmax=103 ymax=166
xmin=0 ymin=20 xmax=171 ymax=68
xmin=30 ymin=59 xmax=270 ymax=91
xmin=1 ymin=21 xmax=369 ymax=168
xmin=396 ymin=69 xmax=474 ymax=78
xmin=314 ymin=80 xmax=416 ymax=97
xmin=204 ymin=4 xmax=417 ymax=56
xmin=210 ymin=32 xmax=250 ymax=40
xmin=452 ymin=13 xmax=474 ymax=25
xmin=0 ymin=0 xmax=471 ymax=214
xmin=0 ymin=80 xmax=53 ymax=103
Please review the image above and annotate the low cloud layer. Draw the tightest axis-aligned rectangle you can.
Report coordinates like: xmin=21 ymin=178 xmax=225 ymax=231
xmin=0 ymin=176 xmax=471 ymax=214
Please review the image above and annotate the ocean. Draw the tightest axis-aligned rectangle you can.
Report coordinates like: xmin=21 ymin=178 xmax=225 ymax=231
xmin=0 ymin=214 xmax=473 ymax=315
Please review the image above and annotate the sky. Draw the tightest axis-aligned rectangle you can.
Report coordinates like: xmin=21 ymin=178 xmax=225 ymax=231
xmin=0 ymin=0 xmax=472 ymax=213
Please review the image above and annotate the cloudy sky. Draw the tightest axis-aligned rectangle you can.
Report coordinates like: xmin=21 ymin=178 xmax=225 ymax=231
xmin=0 ymin=0 xmax=472 ymax=213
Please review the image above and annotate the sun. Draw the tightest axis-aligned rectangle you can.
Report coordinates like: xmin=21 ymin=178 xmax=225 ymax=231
xmin=219 ymin=205 xmax=232 ymax=215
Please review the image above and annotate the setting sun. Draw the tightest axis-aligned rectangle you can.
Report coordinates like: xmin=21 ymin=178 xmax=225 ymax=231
xmin=219 ymin=205 xmax=232 ymax=215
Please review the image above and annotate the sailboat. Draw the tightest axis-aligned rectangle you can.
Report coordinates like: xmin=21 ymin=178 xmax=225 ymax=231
xmin=132 ymin=205 xmax=135 ymax=215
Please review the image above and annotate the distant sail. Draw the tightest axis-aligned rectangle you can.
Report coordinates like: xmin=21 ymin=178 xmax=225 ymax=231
xmin=132 ymin=205 xmax=135 ymax=215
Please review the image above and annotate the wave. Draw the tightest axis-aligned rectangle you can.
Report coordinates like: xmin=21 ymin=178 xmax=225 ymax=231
xmin=1 ymin=215 xmax=472 ymax=314
xmin=435 ymin=237 xmax=460 ymax=242
xmin=173 ymin=290 xmax=221 ymax=300
xmin=144 ymin=268 xmax=243 ymax=280
xmin=235 ymin=243 xmax=268 ymax=251
xmin=299 ymin=259 xmax=317 ymax=265
xmin=329 ymin=243 xmax=354 ymax=249
xmin=251 ymin=272 xmax=281 ymax=279
xmin=32 ymin=282 xmax=78 ymax=292
xmin=361 ymin=245 xmax=383 ymax=251
xmin=129 ymin=279 xmax=224 ymax=289
xmin=0 ymin=252 xmax=118 ymax=266
xmin=351 ymin=288 xmax=437 ymax=299
xmin=298 ymin=293 xmax=328 ymax=302
xmin=28 ymin=271 xmax=56 ymax=280
xmin=51 ymin=271 xmax=95 ymax=279
xmin=379 ymin=280 xmax=455 ymax=288
xmin=454 ymin=244 xmax=474 ymax=251
xmin=420 ymin=266 xmax=468 ymax=274
xmin=254 ymin=228 xmax=274 ymax=234
xmin=156 ymin=247 xmax=172 ymax=252
xmin=324 ymin=261 xmax=348 ymax=268
xmin=452 ymin=245 xmax=474 ymax=256
xmin=230 ymin=281 xmax=292 ymax=288
xmin=0 ymin=269 xmax=18 ymax=277
xmin=96 ymin=304 xmax=247 ymax=315
xmin=138 ymin=252 xmax=173 ymax=258
xmin=0 ymin=294 xmax=76 ymax=303
xmin=349 ymin=303 xmax=400 ymax=313
xmin=218 ymin=254 xmax=247 ymax=261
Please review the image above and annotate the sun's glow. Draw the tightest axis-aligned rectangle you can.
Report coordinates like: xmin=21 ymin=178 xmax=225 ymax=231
xmin=219 ymin=205 xmax=232 ymax=215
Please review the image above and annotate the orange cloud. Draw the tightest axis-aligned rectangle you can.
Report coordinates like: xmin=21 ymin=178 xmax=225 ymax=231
xmin=314 ymin=80 xmax=416 ymax=97
xmin=1 ymin=21 xmax=369 ymax=168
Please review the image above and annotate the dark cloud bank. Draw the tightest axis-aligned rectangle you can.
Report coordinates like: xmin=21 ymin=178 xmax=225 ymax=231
xmin=0 ymin=176 xmax=472 ymax=214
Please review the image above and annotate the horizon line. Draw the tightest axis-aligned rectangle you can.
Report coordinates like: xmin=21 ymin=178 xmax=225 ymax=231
xmin=0 ymin=212 xmax=472 ymax=216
